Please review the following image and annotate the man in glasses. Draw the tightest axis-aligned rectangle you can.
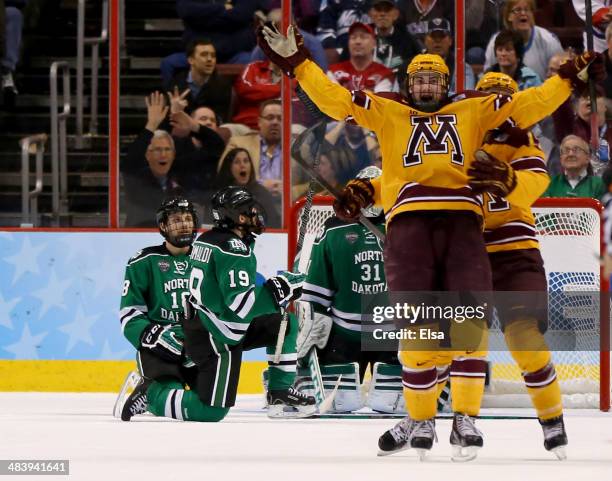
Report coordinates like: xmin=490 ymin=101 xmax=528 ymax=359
xmin=220 ymin=99 xmax=283 ymax=197
xmin=123 ymin=92 xmax=183 ymax=227
xmin=543 ymin=134 xmax=606 ymax=200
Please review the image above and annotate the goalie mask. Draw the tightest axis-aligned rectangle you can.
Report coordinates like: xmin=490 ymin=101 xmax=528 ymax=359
xmin=406 ymin=54 xmax=450 ymax=112
xmin=356 ymin=165 xmax=383 ymax=218
xmin=156 ymin=196 xmax=199 ymax=248
xmin=211 ymin=186 xmax=266 ymax=237
xmin=475 ymin=72 xmax=518 ymax=96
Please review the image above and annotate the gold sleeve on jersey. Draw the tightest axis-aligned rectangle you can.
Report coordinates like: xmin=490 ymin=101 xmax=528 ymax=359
xmin=294 ymin=60 xmax=388 ymax=131
xmin=482 ymin=133 xmax=550 ymax=209
xmin=476 ymin=75 xmax=572 ymax=132
xmin=481 ymin=133 xmax=549 ymax=253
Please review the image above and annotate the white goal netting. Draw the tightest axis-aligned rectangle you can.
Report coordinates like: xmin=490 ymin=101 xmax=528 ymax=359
xmin=289 ymin=196 xmax=610 ymax=410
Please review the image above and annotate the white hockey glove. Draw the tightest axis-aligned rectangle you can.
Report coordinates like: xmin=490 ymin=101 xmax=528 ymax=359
xmin=140 ymin=323 xmax=183 ymax=363
xmin=256 ymin=24 xmax=311 ymax=77
xmin=265 ymin=271 xmax=306 ymax=308
xmin=296 ymin=301 xmax=333 ymax=359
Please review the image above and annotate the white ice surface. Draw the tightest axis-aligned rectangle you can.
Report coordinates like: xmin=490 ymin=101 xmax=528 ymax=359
xmin=2 ymin=393 xmax=612 ymax=481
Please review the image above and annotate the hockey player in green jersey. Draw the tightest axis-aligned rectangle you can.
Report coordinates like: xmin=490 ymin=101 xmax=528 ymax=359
xmin=116 ymin=196 xmax=200 ymax=421
xmin=183 ymin=186 xmax=316 ymax=418
xmin=297 ymin=166 xmax=403 ymax=414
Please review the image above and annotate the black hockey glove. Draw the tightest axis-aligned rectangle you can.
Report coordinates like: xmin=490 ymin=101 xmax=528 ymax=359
xmin=265 ymin=271 xmax=306 ymax=308
xmin=140 ymin=323 xmax=184 ymax=363
xmin=468 ymin=149 xmax=517 ymax=197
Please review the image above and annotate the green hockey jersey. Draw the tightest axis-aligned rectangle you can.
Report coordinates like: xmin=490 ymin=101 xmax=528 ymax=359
xmin=302 ymin=216 xmax=387 ymax=341
xmin=120 ymin=244 xmax=191 ymax=349
xmin=188 ymin=228 xmax=278 ymax=345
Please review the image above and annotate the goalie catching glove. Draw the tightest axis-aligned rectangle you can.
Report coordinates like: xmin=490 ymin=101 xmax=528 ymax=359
xmin=265 ymin=271 xmax=306 ymax=308
xmin=140 ymin=323 xmax=184 ymax=363
xmin=256 ymin=24 xmax=311 ymax=78
xmin=295 ymin=301 xmax=333 ymax=359
xmin=557 ymin=51 xmax=606 ymax=93
xmin=333 ymin=178 xmax=376 ymax=222
xmin=468 ymin=149 xmax=517 ymax=197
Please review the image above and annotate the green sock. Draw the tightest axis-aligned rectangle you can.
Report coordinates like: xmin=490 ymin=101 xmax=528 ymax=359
xmin=147 ymin=380 xmax=229 ymax=422
xmin=267 ymin=312 xmax=298 ymax=390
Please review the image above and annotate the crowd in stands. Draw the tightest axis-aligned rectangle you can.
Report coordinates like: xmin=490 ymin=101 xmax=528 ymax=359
xmin=120 ymin=0 xmax=612 ymax=228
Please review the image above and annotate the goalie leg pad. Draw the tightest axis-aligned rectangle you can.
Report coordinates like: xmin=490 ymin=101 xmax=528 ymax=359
xmin=296 ymin=364 xmax=363 ymax=412
xmin=321 ymin=363 xmax=363 ymax=413
xmin=367 ymin=362 xmax=406 ymax=414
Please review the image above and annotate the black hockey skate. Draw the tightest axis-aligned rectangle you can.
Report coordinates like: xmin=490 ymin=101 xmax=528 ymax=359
xmin=540 ymin=415 xmax=568 ymax=460
xmin=378 ymin=416 xmax=436 ymax=460
xmin=120 ymin=377 xmax=152 ymax=421
xmin=450 ymin=413 xmax=483 ymax=462
xmin=267 ymin=387 xmax=316 ymax=418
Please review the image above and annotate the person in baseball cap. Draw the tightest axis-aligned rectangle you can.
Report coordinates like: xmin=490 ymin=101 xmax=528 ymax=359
xmin=348 ymin=21 xmax=376 ymax=38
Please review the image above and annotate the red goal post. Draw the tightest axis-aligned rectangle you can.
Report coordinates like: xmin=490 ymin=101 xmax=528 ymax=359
xmin=288 ymin=196 xmax=610 ymax=411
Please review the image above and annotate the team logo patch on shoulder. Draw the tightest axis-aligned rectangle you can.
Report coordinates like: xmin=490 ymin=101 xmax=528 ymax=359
xmin=345 ymin=232 xmax=359 ymax=244
xmin=228 ymin=238 xmax=248 ymax=253
xmin=173 ymin=260 xmax=188 ymax=275
xmin=158 ymin=260 xmax=170 ymax=272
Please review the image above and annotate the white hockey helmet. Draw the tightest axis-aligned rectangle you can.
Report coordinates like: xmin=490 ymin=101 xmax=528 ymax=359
xmin=356 ymin=166 xmax=383 ymax=218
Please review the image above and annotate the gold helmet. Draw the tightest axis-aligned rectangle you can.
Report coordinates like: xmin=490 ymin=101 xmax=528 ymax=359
xmin=407 ymin=54 xmax=450 ymax=80
xmin=406 ymin=54 xmax=450 ymax=112
xmin=475 ymin=72 xmax=518 ymax=95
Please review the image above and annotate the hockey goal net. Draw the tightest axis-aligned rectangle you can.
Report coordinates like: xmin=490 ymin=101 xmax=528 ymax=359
xmin=288 ymin=196 xmax=611 ymax=411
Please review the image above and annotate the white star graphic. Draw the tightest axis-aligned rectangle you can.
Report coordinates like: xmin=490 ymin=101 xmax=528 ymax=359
xmin=99 ymin=340 xmax=131 ymax=360
xmin=3 ymin=323 xmax=48 ymax=359
xmin=82 ymin=251 xmax=124 ymax=299
xmin=3 ymin=235 xmax=47 ymax=285
xmin=31 ymin=269 xmax=73 ymax=318
xmin=58 ymin=303 xmax=99 ymax=353
xmin=0 ymin=290 xmax=20 ymax=329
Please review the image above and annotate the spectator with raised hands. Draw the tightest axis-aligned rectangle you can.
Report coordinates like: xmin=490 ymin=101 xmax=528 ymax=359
xmin=122 ymin=92 xmax=183 ymax=227
xmin=484 ymin=0 xmax=563 ymax=81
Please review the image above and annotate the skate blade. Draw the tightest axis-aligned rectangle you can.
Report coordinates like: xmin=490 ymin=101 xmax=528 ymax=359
xmin=112 ymin=371 xmax=141 ymax=418
xmin=551 ymin=446 xmax=567 ymax=461
xmin=267 ymin=404 xmax=316 ymax=419
xmin=377 ymin=444 xmax=409 ymax=457
xmin=451 ymin=445 xmax=480 ymax=462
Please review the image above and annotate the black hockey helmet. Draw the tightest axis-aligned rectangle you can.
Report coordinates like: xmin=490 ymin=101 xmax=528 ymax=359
xmin=156 ymin=196 xmax=199 ymax=247
xmin=210 ymin=186 xmax=265 ymax=235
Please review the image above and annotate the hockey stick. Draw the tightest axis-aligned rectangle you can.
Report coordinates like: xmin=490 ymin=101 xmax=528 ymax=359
xmin=290 ymin=120 xmax=386 ymax=243
xmin=585 ymin=0 xmax=600 ymax=159
xmin=273 ymin=122 xmax=328 ymax=364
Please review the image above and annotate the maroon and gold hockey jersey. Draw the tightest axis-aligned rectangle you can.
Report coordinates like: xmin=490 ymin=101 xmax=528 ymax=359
xmin=294 ymin=59 xmax=571 ymax=226
xmin=480 ymin=124 xmax=549 ymax=253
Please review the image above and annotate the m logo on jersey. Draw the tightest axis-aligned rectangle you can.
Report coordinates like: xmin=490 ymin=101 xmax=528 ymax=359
xmin=173 ymin=260 xmax=188 ymax=275
xmin=158 ymin=260 xmax=170 ymax=272
xmin=403 ymin=115 xmax=464 ymax=167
